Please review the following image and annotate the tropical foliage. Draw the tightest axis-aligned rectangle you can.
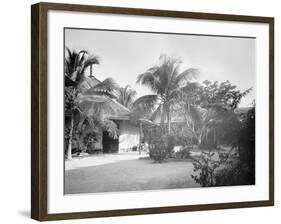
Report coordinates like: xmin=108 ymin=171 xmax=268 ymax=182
xmin=178 ymin=80 xmax=252 ymax=147
xmin=116 ymin=85 xmax=137 ymax=109
xmin=149 ymin=136 xmax=168 ymax=163
xmin=64 ymin=48 xmax=118 ymax=159
xmin=134 ymin=54 xmax=199 ymax=134
xmin=64 ymin=48 xmax=255 ymax=187
xmin=191 ymin=107 xmax=255 ymax=186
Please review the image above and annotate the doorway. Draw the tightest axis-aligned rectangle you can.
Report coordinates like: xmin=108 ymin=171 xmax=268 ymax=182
xmin=102 ymin=131 xmax=119 ymax=153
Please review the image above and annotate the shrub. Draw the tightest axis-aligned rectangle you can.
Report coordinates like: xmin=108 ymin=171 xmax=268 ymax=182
xmin=214 ymin=107 xmax=255 ymax=186
xmin=132 ymin=146 xmax=138 ymax=151
xmin=175 ymin=147 xmax=191 ymax=159
xmin=149 ymin=135 xmax=192 ymax=162
xmin=191 ymin=150 xmax=234 ymax=187
xmin=149 ymin=137 xmax=168 ymax=163
xmin=215 ymin=161 xmax=254 ymax=186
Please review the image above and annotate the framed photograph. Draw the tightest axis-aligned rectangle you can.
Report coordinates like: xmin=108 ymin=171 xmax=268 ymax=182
xmin=31 ymin=2 xmax=274 ymax=221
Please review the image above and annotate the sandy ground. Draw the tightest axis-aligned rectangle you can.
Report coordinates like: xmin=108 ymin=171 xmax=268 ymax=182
xmin=65 ymin=152 xmax=199 ymax=194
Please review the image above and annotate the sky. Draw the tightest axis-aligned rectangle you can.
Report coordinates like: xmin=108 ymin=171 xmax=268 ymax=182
xmin=65 ymin=28 xmax=256 ymax=107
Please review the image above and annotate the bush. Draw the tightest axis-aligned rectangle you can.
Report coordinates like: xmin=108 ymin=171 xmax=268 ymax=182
xmin=132 ymin=146 xmax=138 ymax=151
xmin=191 ymin=150 xmax=234 ymax=187
xmin=149 ymin=137 xmax=168 ymax=163
xmin=175 ymin=147 xmax=191 ymax=159
xmin=214 ymin=107 xmax=255 ymax=186
xmin=215 ymin=161 xmax=254 ymax=186
xmin=149 ymin=135 xmax=192 ymax=162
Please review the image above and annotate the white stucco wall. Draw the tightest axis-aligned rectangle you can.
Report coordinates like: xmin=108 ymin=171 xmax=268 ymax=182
xmin=118 ymin=122 xmax=140 ymax=152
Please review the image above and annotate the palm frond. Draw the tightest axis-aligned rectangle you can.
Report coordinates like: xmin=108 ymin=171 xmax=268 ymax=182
xmin=65 ymin=48 xmax=100 ymax=85
xmin=132 ymin=94 xmax=158 ymax=109
xmin=168 ymin=89 xmax=186 ymax=102
xmin=65 ymin=48 xmax=77 ymax=76
xmin=86 ymin=115 xmax=104 ymax=132
xmin=116 ymin=85 xmax=136 ymax=108
xmin=242 ymin=87 xmax=253 ymax=96
xmin=77 ymin=51 xmax=88 ymax=67
xmin=181 ymin=82 xmax=201 ymax=93
xmin=158 ymin=55 xmax=181 ymax=89
xmin=65 ymin=74 xmax=78 ymax=87
xmin=131 ymin=94 xmax=159 ymax=120
xmin=83 ymin=55 xmax=100 ymax=68
xmin=174 ymin=68 xmax=199 ymax=88
xmin=136 ymin=66 xmax=160 ymax=93
xmin=65 ymin=47 xmax=72 ymax=58
xmin=74 ymin=50 xmax=88 ymax=69
xmin=168 ymin=61 xmax=181 ymax=86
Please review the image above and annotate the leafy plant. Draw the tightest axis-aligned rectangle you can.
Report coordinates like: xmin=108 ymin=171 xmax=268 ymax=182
xmin=215 ymin=107 xmax=256 ymax=186
xmin=116 ymin=85 xmax=137 ymax=109
xmin=175 ymin=147 xmax=191 ymax=159
xmin=191 ymin=108 xmax=255 ymax=187
xmin=191 ymin=149 xmax=234 ymax=187
xmin=83 ymin=132 xmax=97 ymax=152
xmin=215 ymin=161 xmax=253 ymax=186
xmin=149 ymin=136 xmax=168 ymax=163
xmin=64 ymin=47 xmax=119 ymax=159
xmin=178 ymin=80 xmax=252 ymax=147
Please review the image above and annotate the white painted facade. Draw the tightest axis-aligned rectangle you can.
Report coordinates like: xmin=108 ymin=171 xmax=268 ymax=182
xmin=118 ymin=122 xmax=140 ymax=152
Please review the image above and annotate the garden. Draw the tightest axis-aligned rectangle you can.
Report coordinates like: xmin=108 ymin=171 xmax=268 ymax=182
xmin=64 ymin=48 xmax=255 ymax=193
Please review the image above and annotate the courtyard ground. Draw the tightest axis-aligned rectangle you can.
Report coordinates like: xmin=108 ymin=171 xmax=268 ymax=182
xmin=65 ymin=152 xmax=200 ymax=194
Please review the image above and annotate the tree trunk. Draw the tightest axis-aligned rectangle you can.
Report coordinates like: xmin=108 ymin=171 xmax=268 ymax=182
xmin=139 ymin=122 xmax=142 ymax=156
xmin=67 ymin=115 xmax=74 ymax=160
xmin=167 ymin=107 xmax=171 ymax=135
xmin=213 ymin=128 xmax=217 ymax=146
xmin=198 ymin=137 xmax=201 ymax=145
xmin=198 ymin=131 xmax=203 ymax=145
xmin=160 ymin=104 xmax=165 ymax=134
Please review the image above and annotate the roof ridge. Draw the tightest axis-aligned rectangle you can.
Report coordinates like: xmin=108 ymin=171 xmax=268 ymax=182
xmin=110 ymin=98 xmax=131 ymax=113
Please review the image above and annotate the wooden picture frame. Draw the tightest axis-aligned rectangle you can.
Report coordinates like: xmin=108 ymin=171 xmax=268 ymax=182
xmin=31 ymin=2 xmax=274 ymax=221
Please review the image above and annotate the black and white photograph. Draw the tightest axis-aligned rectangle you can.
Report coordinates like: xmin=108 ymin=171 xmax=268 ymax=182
xmin=64 ymin=28 xmax=256 ymax=195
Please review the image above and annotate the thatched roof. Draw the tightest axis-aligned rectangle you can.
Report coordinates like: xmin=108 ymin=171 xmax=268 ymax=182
xmin=81 ymin=77 xmax=131 ymax=120
xmin=80 ymin=77 xmax=101 ymax=89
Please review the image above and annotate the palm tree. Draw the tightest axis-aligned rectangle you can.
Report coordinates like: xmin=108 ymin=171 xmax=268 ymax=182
xmin=65 ymin=48 xmax=100 ymax=86
xmin=116 ymin=85 xmax=137 ymax=109
xmin=65 ymin=48 xmax=118 ymax=159
xmin=134 ymin=54 xmax=199 ymax=134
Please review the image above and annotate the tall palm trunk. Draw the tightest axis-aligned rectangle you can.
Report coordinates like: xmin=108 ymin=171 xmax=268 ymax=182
xmin=167 ymin=106 xmax=171 ymax=135
xmin=67 ymin=115 xmax=74 ymax=160
xmin=160 ymin=104 xmax=165 ymax=134
xmin=198 ymin=131 xmax=203 ymax=145
xmin=213 ymin=127 xmax=217 ymax=146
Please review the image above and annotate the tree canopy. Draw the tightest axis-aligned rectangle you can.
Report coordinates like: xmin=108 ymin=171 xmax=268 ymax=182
xmin=133 ymin=54 xmax=199 ymax=134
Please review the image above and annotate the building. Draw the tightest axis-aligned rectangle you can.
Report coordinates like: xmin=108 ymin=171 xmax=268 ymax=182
xmin=78 ymin=77 xmax=143 ymax=153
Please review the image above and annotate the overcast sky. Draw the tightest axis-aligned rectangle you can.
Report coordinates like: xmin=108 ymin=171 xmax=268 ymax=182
xmin=65 ymin=28 xmax=255 ymax=107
